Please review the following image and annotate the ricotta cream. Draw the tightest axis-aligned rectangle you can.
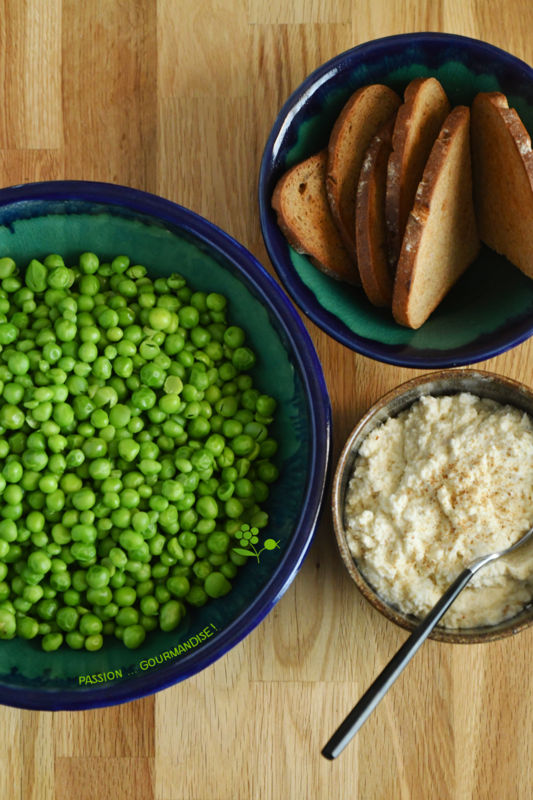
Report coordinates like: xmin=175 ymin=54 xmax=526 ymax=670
xmin=345 ymin=393 xmax=533 ymax=628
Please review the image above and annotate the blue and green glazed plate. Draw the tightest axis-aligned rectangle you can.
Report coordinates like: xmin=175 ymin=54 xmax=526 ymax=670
xmin=0 ymin=181 xmax=331 ymax=710
xmin=259 ymin=33 xmax=533 ymax=368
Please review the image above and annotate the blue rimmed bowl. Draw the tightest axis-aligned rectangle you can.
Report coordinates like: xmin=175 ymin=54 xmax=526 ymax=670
xmin=259 ymin=33 xmax=533 ymax=368
xmin=0 ymin=180 xmax=331 ymax=710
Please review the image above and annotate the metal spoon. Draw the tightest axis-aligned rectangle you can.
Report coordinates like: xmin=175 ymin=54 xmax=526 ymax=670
xmin=322 ymin=523 xmax=533 ymax=760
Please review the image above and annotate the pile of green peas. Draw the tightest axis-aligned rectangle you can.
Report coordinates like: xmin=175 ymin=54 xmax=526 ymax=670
xmin=0 ymin=253 xmax=280 ymax=651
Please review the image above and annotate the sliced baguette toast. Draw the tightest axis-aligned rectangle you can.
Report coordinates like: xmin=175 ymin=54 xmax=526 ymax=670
xmin=471 ymin=92 xmax=533 ymax=278
xmin=386 ymin=78 xmax=451 ymax=272
xmin=271 ymin=150 xmax=359 ymax=283
xmin=326 ymin=85 xmax=401 ymax=265
xmin=392 ymin=106 xmax=480 ymax=329
xmin=356 ymin=114 xmax=397 ymax=307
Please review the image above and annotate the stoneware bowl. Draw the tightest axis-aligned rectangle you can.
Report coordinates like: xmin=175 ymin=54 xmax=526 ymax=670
xmin=259 ymin=33 xmax=533 ymax=368
xmin=333 ymin=369 xmax=533 ymax=644
xmin=0 ymin=181 xmax=331 ymax=709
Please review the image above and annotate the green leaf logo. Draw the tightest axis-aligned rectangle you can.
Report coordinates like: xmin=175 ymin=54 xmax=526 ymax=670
xmin=231 ymin=524 xmax=280 ymax=563
xmin=232 ymin=548 xmax=255 ymax=558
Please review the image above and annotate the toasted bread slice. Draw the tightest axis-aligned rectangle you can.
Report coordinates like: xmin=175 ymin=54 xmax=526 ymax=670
xmin=392 ymin=106 xmax=480 ymax=329
xmin=356 ymin=114 xmax=397 ymax=306
xmin=271 ymin=150 xmax=359 ymax=283
xmin=326 ymin=85 xmax=402 ymax=264
xmin=386 ymin=78 xmax=451 ymax=272
xmin=471 ymin=92 xmax=533 ymax=278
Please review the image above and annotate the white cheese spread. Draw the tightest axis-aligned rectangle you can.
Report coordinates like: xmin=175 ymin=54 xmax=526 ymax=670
xmin=345 ymin=393 xmax=533 ymax=628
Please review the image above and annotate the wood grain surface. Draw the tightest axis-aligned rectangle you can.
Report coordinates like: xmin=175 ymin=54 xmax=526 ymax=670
xmin=3 ymin=1 xmax=533 ymax=798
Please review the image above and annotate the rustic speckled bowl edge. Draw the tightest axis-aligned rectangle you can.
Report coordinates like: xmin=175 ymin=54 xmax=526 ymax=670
xmin=332 ymin=369 xmax=533 ymax=644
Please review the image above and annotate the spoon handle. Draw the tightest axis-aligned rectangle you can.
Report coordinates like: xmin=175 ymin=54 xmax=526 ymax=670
xmin=322 ymin=567 xmax=474 ymax=760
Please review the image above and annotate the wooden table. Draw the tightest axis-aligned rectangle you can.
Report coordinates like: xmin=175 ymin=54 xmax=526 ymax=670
xmin=3 ymin=1 xmax=533 ymax=798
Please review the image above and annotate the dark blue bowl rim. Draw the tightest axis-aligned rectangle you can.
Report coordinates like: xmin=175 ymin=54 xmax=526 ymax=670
xmin=259 ymin=32 xmax=533 ymax=369
xmin=0 ymin=180 xmax=332 ymax=711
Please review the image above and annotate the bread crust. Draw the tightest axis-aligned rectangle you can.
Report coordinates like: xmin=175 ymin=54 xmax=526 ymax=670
xmin=386 ymin=77 xmax=451 ymax=272
xmin=356 ymin=114 xmax=397 ymax=306
xmin=326 ymin=84 xmax=401 ymax=264
xmin=393 ymin=106 xmax=480 ymax=328
xmin=271 ymin=150 xmax=360 ymax=284
xmin=471 ymin=92 xmax=533 ymax=278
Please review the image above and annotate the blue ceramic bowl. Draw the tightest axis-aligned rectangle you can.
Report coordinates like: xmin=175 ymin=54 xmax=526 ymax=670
xmin=0 ymin=181 xmax=331 ymax=710
xmin=259 ymin=33 xmax=533 ymax=368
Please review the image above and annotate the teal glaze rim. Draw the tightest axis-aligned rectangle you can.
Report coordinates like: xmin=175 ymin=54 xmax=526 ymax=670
xmin=259 ymin=32 xmax=533 ymax=368
xmin=0 ymin=180 xmax=332 ymax=710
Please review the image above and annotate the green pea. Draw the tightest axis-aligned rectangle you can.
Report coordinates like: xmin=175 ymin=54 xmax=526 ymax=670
xmin=215 ymin=396 xmax=238 ymax=418
xmin=192 ymin=559 xmax=212 ymax=580
xmin=72 ymin=488 xmax=96 ymax=510
xmin=131 ymin=386 xmax=157 ymax=411
xmin=232 ymin=347 xmax=256 ymax=370
xmin=178 ymin=306 xmax=200 ymax=329
xmin=120 ymin=488 xmax=141 ymax=508
xmin=56 ymin=607 xmax=80 ymax=632
xmin=223 ymin=326 xmax=245 ymax=349
xmin=0 ymin=404 xmax=25 ymax=430
xmin=79 ymin=614 xmax=102 ymax=636
xmin=78 ymin=342 xmax=98 ymax=363
xmin=187 ymin=416 xmax=211 ymax=438
xmin=114 ymin=586 xmax=136 ymax=607
xmin=225 ymin=498 xmax=244 ymax=519
xmin=62 ymin=589 xmax=80 ymax=607
xmin=159 ymin=600 xmax=182 ymax=631
xmin=222 ymin=419 xmax=243 ymax=438
xmin=3 ymin=383 xmax=25 ymax=404
xmin=164 ymin=333 xmax=185 ymax=356
xmin=206 ymin=293 xmax=226 ymax=312
xmin=219 ymin=363 xmax=237 ymax=382
xmin=55 ymin=318 xmax=77 ymax=342
xmin=148 ymin=307 xmax=171 ymax=331
xmin=36 ymin=598 xmax=59 ymax=621
xmin=236 ymin=374 xmax=252 ymax=391
xmin=235 ymin=478 xmax=254 ymax=498
xmin=121 ymin=624 xmax=145 ymax=649
xmin=28 ymin=551 xmax=51 ymax=574
xmin=88 ymin=458 xmax=112 ymax=480
xmin=116 ymin=607 xmax=139 ymax=627
xmin=241 ymin=389 xmax=260 ymax=411
xmin=250 ymin=511 xmax=269 ymax=529
xmin=85 ymin=633 xmax=103 ymax=651
xmin=66 ymin=631 xmax=85 ymax=649
xmin=217 ymin=448 xmax=234 ymax=469
xmin=119 ymin=531 xmax=144 ymax=552
xmin=196 ymin=496 xmax=219 ymax=520
xmin=42 ymin=632 xmax=63 ymax=651
xmin=184 ymin=585 xmax=208 ymax=607
xmin=24 ymin=259 xmax=47 ymax=292
xmin=0 ymin=322 xmax=18 ymax=344
xmin=77 ymin=252 xmax=99 ymax=274
xmin=204 ymin=572 xmax=232 ymax=598
xmin=0 ymin=608 xmax=17 ymax=638
xmin=257 ymin=462 xmax=279 ymax=483
xmin=8 ymin=352 xmax=29 ymax=376
xmin=140 ymin=595 xmax=159 ymax=616
xmin=17 ymin=616 xmax=39 ymax=640
xmin=109 ymin=404 xmax=131 ymax=428
xmin=219 ymin=561 xmax=237 ymax=580
xmin=207 ymin=532 xmax=230 ymax=554
xmin=110 ymin=571 xmax=126 ymax=589
xmin=86 ymin=565 xmax=110 ymax=589
xmin=70 ymin=542 xmax=96 ymax=561
xmin=230 ymin=434 xmax=254 ymax=456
